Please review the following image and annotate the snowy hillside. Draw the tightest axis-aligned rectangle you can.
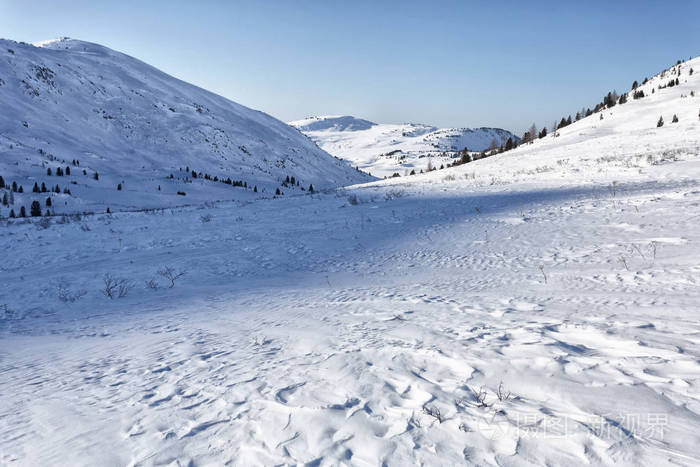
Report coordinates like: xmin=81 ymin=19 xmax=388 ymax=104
xmin=0 ymin=38 xmax=371 ymax=217
xmin=1 ymin=55 xmax=700 ymax=466
xmin=290 ymin=115 xmax=518 ymax=177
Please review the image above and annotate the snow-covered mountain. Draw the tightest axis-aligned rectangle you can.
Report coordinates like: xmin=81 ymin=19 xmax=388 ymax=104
xmin=289 ymin=115 xmax=518 ymax=177
xmin=0 ymin=38 xmax=371 ymax=216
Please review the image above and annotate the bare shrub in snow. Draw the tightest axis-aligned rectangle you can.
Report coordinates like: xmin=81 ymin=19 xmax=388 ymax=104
xmin=618 ymin=256 xmax=629 ymax=271
xmin=158 ymin=266 xmax=186 ymax=288
xmin=473 ymin=386 xmax=490 ymax=408
xmin=347 ymin=194 xmax=359 ymax=205
xmin=251 ymin=335 xmax=268 ymax=347
xmin=538 ymin=264 xmax=547 ymax=283
xmin=103 ymin=274 xmax=132 ymax=299
xmin=496 ymin=382 xmax=512 ymax=402
xmin=200 ymin=214 xmax=212 ymax=223
xmin=57 ymin=280 xmax=87 ymax=303
xmin=423 ymin=405 xmax=443 ymax=423
xmin=36 ymin=217 xmax=51 ymax=230
xmin=145 ymin=278 xmax=160 ymax=291
xmin=0 ymin=304 xmax=13 ymax=320
xmin=384 ymin=189 xmax=404 ymax=201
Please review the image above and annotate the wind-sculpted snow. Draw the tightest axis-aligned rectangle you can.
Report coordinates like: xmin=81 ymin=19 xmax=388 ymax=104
xmin=290 ymin=115 xmax=518 ymax=177
xmin=0 ymin=38 xmax=371 ymax=216
xmin=1 ymin=56 xmax=699 ymax=465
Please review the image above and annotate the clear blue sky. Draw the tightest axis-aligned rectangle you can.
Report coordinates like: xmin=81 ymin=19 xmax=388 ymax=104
xmin=1 ymin=0 xmax=698 ymax=134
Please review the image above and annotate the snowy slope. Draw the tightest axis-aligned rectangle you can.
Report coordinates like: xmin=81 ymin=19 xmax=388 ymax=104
xmin=290 ymin=115 xmax=518 ymax=177
xmin=0 ymin=38 xmax=371 ymax=216
xmin=369 ymin=57 xmax=699 ymax=190
xmin=1 ymin=57 xmax=699 ymax=466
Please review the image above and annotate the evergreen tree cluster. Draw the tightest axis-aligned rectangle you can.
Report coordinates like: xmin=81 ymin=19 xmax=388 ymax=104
xmin=1 ymin=170 xmax=76 ymax=218
xmin=176 ymin=166 xmax=252 ymax=191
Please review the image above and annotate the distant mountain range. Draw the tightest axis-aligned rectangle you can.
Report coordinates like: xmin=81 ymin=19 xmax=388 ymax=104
xmin=290 ymin=115 xmax=518 ymax=177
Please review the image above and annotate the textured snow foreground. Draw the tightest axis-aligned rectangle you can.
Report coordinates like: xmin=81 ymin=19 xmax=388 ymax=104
xmin=1 ymin=62 xmax=700 ymax=466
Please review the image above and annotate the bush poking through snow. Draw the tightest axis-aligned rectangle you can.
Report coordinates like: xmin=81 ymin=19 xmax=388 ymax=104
xmin=103 ymin=274 xmax=132 ymax=299
xmin=57 ymin=280 xmax=87 ymax=303
xmin=422 ymin=405 xmax=444 ymax=423
xmin=496 ymin=382 xmax=512 ymax=402
xmin=200 ymin=214 xmax=212 ymax=223
xmin=0 ymin=304 xmax=14 ymax=320
xmin=473 ymin=386 xmax=490 ymax=408
xmin=251 ymin=335 xmax=268 ymax=347
xmin=384 ymin=189 xmax=404 ymax=201
xmin=158 ymin=266 xmax=186 ymax=288
xmin=145 ymin=278 xmax=160 ymax=291
xmin=36 ymin=217 xmax=51 ymax=230
xmin=347 ymin=194 xmax=359 ymax=205
xmin=618 ymin=256 xmax=629 ymax=271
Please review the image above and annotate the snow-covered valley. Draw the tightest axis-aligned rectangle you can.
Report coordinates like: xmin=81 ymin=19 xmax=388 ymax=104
xmin=1 ymin=41 xmax=699 ymax=466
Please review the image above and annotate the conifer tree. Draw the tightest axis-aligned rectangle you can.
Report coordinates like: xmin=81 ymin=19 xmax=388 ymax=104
xmin=527 ymin=123 xmax=537 ymax=143
xmin=30 ymin=200 xmax=41 ymax=217
xmin=33 ymin=182 xmax=39 ymax=193
xmin=0 ymin=175 xmax=4 ymax=188
xmin=46 ymin=197 xmax=52 ymax=207
xmin=47 ymin=168 xmax=52 ymax=176
xmin=657 ymin=116 xmax=664 ymax=127
xmin=9 ymin=209 xmax=15 ymax=218
xmin=308 ymin=184 xmax=314 ymax=193
xmin=19 ymin=206 xmax=26 ymax=217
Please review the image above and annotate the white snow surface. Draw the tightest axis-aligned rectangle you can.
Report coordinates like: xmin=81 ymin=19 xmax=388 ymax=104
xmin=289 ymin=115 xmax=518 ymax=178
xmin=0 ymin=38 xmax=371 ymax=216
xmin=1 ymin=54 xmax=700 ymax=466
